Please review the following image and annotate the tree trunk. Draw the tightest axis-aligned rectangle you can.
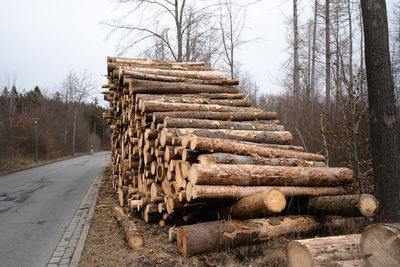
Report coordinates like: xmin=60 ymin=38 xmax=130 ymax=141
xmin=128 ymin=79 xmax=238 ymax=94
xmin=325 ymin=0 xmax=331 ymax=108
xmin=197 ymin=153 xmax=326 ymax=167
xmin=361 ymin=0 xmax=400 ymax=221
xmin=163 ymin=117 xmax=283 ymax=131
xmin=186 ymin=184 xmax=347 ymax=201
xmin=114 ymin=206 xmax=144 ymax=248
xmin=189 ymin=164 xmax=353 ymax=186
xmin=360 ymin=223 xmax=400 ymax=266
xmin=286 ymin=234 xmax=361 ymax=267
xmin=189 ymin=136 xmax=325 ymax=161
xmin=309 ymin=194 xmax=379 ymax=217
xmin=152 ymin=110 xmax=277 ymax=123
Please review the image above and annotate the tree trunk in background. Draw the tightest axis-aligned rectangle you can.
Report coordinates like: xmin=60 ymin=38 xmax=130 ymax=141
xmin=311 ymin=0 xmax=318 ymax=104
xmin=325 ymin=0 xmax=331 ymax=109
xmin=361 ymin=0 xmax=400 ymax=221
xmin=72 ymin=106 xmax=78 ymax=155
xmin=293 ymin=0 xmax=300 ymax=107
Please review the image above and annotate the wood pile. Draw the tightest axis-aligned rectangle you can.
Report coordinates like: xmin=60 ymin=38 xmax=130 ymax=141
xmin=102 ymin=57 xmax=379 ymax=257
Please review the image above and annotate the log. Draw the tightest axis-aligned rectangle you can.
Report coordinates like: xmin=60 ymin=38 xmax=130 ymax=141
xmin=186 ymin=184 xmax=347 ymax=201
xmin=223 ymin=189 xmax=286 ymax=218
xmin=141 ymin=100 xmax=263 ymax=114
xmin=309 ymin=194 xmax=379 ymax=217
xmin=163 ymin=117 xmax=283 ymax=131
xmin=189 ymin=164 xmax=353 ymax=186
xmin=360 ymin=223 xmax=400 ymax=267
xmin=137 ymin=95 xmax=249 ymax=106
xmin=144 ymin=203 xmax=163 ymax=223
xmin=121 ymin=66 xmax=226 ymax=80
xmin=136 ymin=93 xmax=245 ymax=102
xmin=189 ymin=136 xmax=323 ymax=161
xmin=177 ymin=216 xmax=325 ymax=257
xmin=197 ymin=153 xmax=326 ymax=167
xmin=114 ymin=206 xmax=144 ymax=248
xmin=169 ymin=128 xmax=293 ymax=145
xmin=286 ymin=234 xmax=362 ymax=267
xmin=129 ymin=79 xmax=239 ymax=94
xmin=326 ymin=260 xmax=364 ymax=267
xmin=152 ymin=111 xmax=277 ymax=123
xmin=169 ymin=227 xmax=178 ymax=242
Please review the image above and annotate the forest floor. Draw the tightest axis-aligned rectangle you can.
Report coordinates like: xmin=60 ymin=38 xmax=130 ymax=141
xmin=79 ymin=165 xmax=289 ymax=267
xmin=79 ymin=164 xmax=369 ymax=267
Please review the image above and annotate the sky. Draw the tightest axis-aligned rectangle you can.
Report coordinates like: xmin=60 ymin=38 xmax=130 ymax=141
xmin=0 ymin=0 xmax=395 ymax=103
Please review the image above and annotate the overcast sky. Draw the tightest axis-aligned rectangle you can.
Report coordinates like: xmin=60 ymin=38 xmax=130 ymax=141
xmin=0 ymin=0 xmax=395 ymax=102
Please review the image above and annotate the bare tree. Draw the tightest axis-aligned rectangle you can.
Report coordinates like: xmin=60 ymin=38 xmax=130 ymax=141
xmin=325 ymin=0 xmax=331 ymax=109
xmin=361 ymin=0 xmax=400 ymax=221
xmin=62 ymin=70 xmax=96 ymax=155
xmin=106 ymin=0 xmax=220 ymax=63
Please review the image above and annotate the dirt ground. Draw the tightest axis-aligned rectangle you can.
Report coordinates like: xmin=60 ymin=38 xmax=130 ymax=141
xmin=79 ymin=166 xmax=290 ymax=267
xmin=79 ymin=165 xmax=367 ymax=267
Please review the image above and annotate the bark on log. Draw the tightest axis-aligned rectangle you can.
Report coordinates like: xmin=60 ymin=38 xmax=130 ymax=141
xmin=223 ymin=189 xmax=286 ymax=218
xmin=189 ymin=137 xmax=323 ymax=161
xmin=114 ymin=206 xmax=144 ymax=248
xmin=177 ymin=216 xmax=321 ymax=257
xmin=136 ymin=93 xmax=245 ymax=102
xmin=197 ymin=153 xmax=326 ymax=167
xmin=173 ymin=128 xmax=292 ymax=145
xmin=186 ymin=184 xmax=347 ymax=201
xmin=360 ymin=223 xmax=400 ymax=267
xmin=309 ymin=194 xmax=379 ymax=217
xmin=189 ymin=164 xmax=352 ymax=186
xmin=286 ymin=234 xmax=362 ymax=267
xmin=121 ymin=66 xmax=226 ymax=80
xmin=326 ymin=260 xmax=364 ymax=267
xmin=163 ymin=117 xmax=283 ymax=131
xmin=129 ymin=79 xmax=238 ymax=94
xmin=152 ymin=111 xmax=277 ymax=123
xmin=137 ymin=95 xmax=249 ymax=106
xmin=141 ymin=100 xmax=263 ymax=114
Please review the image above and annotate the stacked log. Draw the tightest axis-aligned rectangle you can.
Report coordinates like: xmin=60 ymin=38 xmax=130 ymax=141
xmin=102 ymin=57 xmax=378 ymax=257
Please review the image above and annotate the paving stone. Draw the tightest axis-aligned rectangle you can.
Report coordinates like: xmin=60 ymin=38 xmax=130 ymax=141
xmin=48 ymin=256 xmax=61 ymax=264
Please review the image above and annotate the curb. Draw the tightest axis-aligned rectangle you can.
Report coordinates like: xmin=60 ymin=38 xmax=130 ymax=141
xmin=47 ymin=164 xmax=105 ymax=267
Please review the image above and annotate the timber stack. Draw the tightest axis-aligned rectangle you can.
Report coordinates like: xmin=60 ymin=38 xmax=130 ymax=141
xmin=102 ymin=57 xmax=379 ymax=257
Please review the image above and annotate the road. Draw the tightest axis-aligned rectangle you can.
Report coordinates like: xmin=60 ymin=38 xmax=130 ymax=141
xmin=0 ymin=152 xmax=108 ymax=267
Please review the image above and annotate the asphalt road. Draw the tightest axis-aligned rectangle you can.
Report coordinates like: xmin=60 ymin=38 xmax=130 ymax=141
xmin=0 ymin=152 xmax=108 ymax=267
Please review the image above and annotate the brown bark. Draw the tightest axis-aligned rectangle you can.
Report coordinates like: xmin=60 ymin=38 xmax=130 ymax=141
xmin=129 ymin=79 xmax=238 ymax=94
xmin=152 ymin=111 xmax=277 ymax=123
xmin=177 ymin=216 xmax=333 ymax=257
xmin=141 ymin=100 xmax=263 ymax=114
xmin=189 ymin=164 xmax=353 ymax=186
xmin=163 ymin=117 xmax=283 ymax=131
xmin=136 ymin=93 xmax=245 ymax=102
xmin=114 ymin=206 xmax=144 ymax=248
xmin=137 ymin=94 xmax=248 ymax=106
xmin=326 ymin=260 xmax=364 ymax=267
xmin=190 ymin=136 xmax=324 ymax=161
xmin=144 ymin=204 xmax=163 ymax=223
xmin=186 ymin=184 xmax=347 ymax=201
xmin=360 ymin=223 xmax=400 ymax=267
xmin=309 ymin=194 xmax=379 ymax=217
xmin=286 ymin=234 xmax=361 ymax=267
xmin=168 ymin=128 xmax=292 ymax=145
xmin=197 ymin=153 xmax=326 ymax=167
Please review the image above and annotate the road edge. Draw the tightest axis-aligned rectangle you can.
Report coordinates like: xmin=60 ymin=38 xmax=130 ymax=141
xmin=47 ymin=163 xmax=106 ymax=267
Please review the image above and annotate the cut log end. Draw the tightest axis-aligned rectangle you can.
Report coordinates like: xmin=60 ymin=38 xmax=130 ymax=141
xmin=177 ymin=228 xmax=188 ymax=257
xmin=286 ymin=242 xmax=313 ymax=267
xmin=264 ymin=188 xmax=287 ymax=213
xmin=358 ymin=194 xmax=379 ymax=217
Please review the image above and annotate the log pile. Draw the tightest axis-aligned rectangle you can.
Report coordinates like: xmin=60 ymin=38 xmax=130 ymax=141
xmin=102 ymin=57 xmax=378 ymax=256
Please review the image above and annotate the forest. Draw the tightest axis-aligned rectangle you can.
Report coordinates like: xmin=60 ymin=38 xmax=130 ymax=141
xmin=0 ymin=71 xmax=110 ymax=173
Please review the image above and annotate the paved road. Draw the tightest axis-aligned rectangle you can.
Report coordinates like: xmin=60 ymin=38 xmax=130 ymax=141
xmin=0 ymin=152 xmax=108 ymax=267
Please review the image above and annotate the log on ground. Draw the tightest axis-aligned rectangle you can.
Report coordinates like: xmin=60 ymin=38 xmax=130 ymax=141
xmin=286 ymin=234 xmax=361 ymax=267
xmin=114 ymin=206 xmax=144 ymax=248
xmin=360 ymin=223 xmax=400 ymax=267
